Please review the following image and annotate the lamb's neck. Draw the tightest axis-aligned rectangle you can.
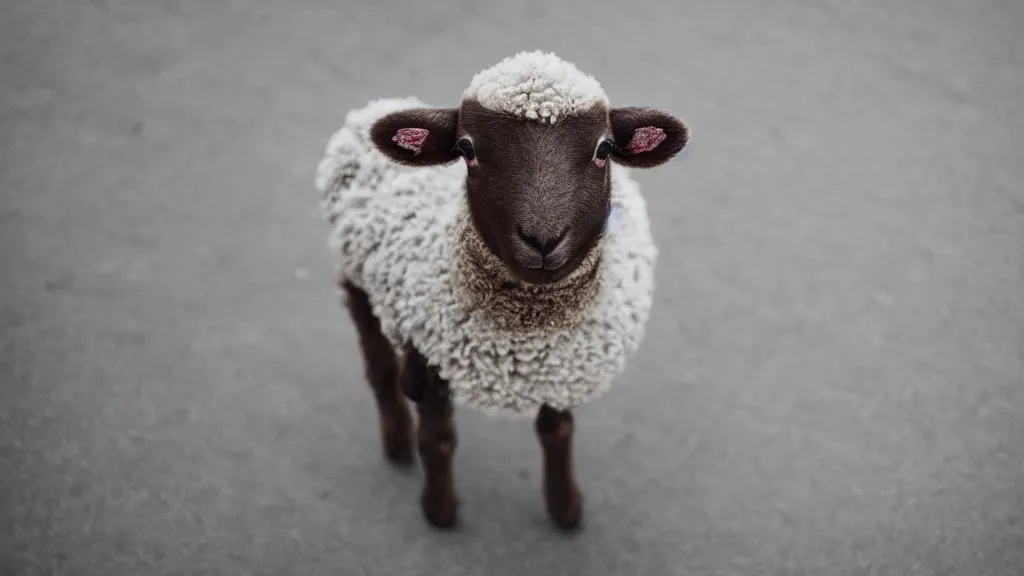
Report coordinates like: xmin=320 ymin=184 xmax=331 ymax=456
xmin=450 ymin=208 xmax=603 ymax=333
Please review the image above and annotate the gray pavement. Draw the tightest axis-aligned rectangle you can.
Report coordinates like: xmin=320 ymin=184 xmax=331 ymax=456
xmin=2 ymin=1 xmax=1022 ymax=574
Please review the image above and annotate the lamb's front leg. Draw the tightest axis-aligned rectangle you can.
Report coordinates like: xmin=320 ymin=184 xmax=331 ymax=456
xmin=341 ymin=281 xmax=413 ymax=465
xmin=535 ymin=404 xmax=583 ymax=530
xmin=400 ymin=344 xmax=458 ymax=529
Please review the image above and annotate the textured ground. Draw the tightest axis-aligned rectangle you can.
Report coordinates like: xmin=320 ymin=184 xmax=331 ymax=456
xmin=1 ymin=1 xmax=1022 ymax=575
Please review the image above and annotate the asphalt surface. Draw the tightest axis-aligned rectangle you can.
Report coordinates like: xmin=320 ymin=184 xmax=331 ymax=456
xmin=1 ymin=1 xmax=1022 ymax=575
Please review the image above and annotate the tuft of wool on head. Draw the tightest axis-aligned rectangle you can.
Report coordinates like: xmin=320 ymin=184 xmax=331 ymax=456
xmin=462 ymin=51 xmax=608 ymax=124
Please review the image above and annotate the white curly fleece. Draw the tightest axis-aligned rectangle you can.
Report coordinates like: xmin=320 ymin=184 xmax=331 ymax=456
xmin=463 ymin=51 xmax=608 ymax=124
xmin=316 ymin=88 xmax=657 ymax=418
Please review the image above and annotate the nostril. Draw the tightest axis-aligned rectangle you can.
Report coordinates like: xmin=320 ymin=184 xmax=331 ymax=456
xmin=517 ymin=226 xmax=567 ymax=256
xmin=517 ymin=226 xmax=543 ymax=252
xmin=543 ymin=229 xmax=568 ymax=255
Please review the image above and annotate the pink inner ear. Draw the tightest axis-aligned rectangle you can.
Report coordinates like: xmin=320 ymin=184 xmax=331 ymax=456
xmin=393 ymin=128 xmax=429 ymax=154
xmin=627 ymin=126 xmax=666 ymax=154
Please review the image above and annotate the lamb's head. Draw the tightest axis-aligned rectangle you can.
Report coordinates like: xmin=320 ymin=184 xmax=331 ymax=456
xmin=369 ymin=51 xmax=688 ymax=286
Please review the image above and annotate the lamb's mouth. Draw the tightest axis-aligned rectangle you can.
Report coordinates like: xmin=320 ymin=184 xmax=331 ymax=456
xmin=505 ymin=248 xmax=590 ymax=286
xmin=458 ymin=211 xmax=603 ymax=293
xmin=499 ymin=237 xmax=602 ymax=288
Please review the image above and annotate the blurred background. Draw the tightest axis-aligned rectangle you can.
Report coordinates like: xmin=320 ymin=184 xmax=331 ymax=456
xmin=1 ymin=1 xmax=1021 ymax=574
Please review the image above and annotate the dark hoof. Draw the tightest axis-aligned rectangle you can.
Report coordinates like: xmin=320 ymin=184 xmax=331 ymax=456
xmin=422 ymin=490 xmax=459 ymax=529
xmin=546 ymin=486 xmax=583 ymax=531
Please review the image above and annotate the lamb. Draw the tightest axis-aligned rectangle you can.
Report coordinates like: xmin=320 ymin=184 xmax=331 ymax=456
xmin=314 ymin=50 xmax=689 ymax=530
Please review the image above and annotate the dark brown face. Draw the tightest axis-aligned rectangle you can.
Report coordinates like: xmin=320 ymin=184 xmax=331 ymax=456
xmin=369 ymin=99 xmax=689 ymax=285
xmin=455 ymin=100 xmax=611 ymax=284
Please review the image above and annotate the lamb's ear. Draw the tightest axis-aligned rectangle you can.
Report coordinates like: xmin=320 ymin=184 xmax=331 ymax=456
xmin=369 ymin=107 xmax=460 ymax=167
xmin=609 ymin=107 xmax=689 ymax=168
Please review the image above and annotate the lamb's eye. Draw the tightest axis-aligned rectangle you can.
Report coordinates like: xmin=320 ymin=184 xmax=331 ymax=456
xmin=455 ymin=138 xmax=475 ymax=161
xmin=595 ymin=139 xmax=615 ymax=161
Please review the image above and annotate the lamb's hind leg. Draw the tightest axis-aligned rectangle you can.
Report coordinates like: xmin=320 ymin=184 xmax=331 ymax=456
xmin=535 ymin=404 xmax=583 ymax=530
xmin=401 ymin=343 xmax=459 ymax=529
xmin=341 ymin=281 xmax=414 ymax=465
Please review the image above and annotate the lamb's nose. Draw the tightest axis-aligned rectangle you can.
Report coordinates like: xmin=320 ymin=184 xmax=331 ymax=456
xmin=517 ymin=226 xmax=565 ymax=258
